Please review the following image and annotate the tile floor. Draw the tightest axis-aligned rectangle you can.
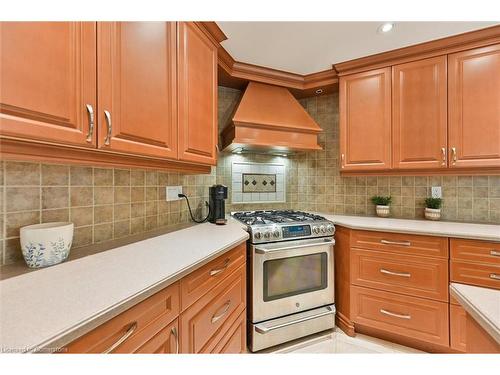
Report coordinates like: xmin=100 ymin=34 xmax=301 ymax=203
xmin=266 ymin=329 xmax=423 ymax=354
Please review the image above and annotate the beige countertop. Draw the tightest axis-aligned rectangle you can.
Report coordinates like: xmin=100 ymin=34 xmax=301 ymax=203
xmin=321 ymin=214 xmax=500 ymax=242
xmin=0 ymin=218 xmax=248 ymax=353
xmin=450 ymin=283 xmax=500 ymax=344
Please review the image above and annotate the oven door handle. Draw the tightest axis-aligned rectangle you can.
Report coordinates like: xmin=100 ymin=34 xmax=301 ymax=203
xmin=254 ymin=305 xmax=336 ymax=334
xmin=255 ymin=239 xmax=335 ymax=254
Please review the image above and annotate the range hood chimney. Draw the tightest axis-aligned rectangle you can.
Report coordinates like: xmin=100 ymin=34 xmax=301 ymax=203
xmin=220 ymin=82 xmax=323 ymax=154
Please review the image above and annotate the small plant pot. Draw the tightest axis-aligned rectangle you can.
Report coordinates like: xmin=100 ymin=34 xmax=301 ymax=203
xmin=425 ymin=208 xmax=441 ymax=221
xmin=376 ymin=205 xmax=390 ymax=218
xmin=20 ymin=222 xmax=74 ymax=268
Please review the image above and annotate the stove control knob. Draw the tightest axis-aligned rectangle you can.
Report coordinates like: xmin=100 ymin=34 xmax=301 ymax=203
xmin=312 ymin=226 xmax=320 ymax=234
xmin=264 ymin=231 xmax=271 ymax=239
xmin=254 ymin=231 xmax=262 ymax=240
xmin=326 ymin=224 xmax=334 ymax=233
xmin=320 ymin=225 xmax=326 ymax=233
xmin=273 ymin=229 xmax=280 ymax=238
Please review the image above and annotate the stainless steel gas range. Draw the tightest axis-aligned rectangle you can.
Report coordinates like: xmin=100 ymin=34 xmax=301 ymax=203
xmin=232 ymin=210 xmax=336 ymax=352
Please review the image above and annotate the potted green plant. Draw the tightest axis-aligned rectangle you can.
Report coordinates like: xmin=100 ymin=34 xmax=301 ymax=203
xmin=424 ymin=197 xmax=443 ymax=221
xmin=371 ymin=196 xmax=392 ymax=217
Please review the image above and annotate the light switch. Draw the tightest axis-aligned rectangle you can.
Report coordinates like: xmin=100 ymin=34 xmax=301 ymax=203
xmin=431 ymin=186 xmax=442 ymax=198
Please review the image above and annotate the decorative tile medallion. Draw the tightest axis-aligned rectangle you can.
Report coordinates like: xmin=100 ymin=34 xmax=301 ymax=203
xmin=242 ymin=173 xmax=276 ymax=193
xmin=231 ymin=161 xmax=286 ymax=203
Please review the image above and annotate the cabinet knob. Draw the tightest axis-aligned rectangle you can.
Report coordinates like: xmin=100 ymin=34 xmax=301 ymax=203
xmin=341 ymin=153 xmax=345 ymax=169
xmin=441 ymin=147 xmax=446 ymax=166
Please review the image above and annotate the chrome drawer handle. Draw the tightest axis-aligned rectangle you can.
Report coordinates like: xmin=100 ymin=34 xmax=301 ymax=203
xmin=104 ymin=110 xmax=112 ymax=146
xmin=380 ymin=268 xmax=411 ymax=278
xmin=380 ymin=309 xmax=411 ymax=320
xmin=85 ymin=104 xmax=94 ymax=143
xmin=255 ymin=239 xmax=334 ymax=254
xmin=211 ymin=301 xmax=231 ymax=324
xmin=210 ymin=259 xmax=229 ymax=276
xmin=380 ymin=239 xmax=411 ymax=247
xmin=490 ymin=274 xmax=500 ymax=280
xmin=102 ymin=321 xmax=137 ymax=353
xmin=170 ymin=327 xmax=179 ymax=354
xmin=490 ymin=250 xmax=500 ymax=257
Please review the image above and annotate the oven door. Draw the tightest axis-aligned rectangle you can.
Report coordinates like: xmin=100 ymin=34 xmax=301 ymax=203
xmin=250 ymin=237 xmax=334 ymax=323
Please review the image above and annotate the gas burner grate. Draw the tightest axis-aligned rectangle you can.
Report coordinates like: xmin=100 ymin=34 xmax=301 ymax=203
xmin=232 ymin=210 xmax=327 ymax=225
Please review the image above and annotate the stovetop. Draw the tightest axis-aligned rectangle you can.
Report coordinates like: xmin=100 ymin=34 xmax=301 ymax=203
xmin=232 ymin=210 xmax=334 ymax=244
xmin=232 ymin=210 xmax=327 ymax=226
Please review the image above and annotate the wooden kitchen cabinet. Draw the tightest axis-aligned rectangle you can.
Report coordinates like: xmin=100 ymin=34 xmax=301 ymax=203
xmin=64 ymin=282 xmax=180 ymax=353
xmin=448 ymin=44 xmax=500 ymax=169
xmin=179 ymin=263 xmax=246 ymax=353
xmin=0 ymin=22 xmax=97 ymax=147
xmin=0 ymin=21 xmax=219 ymax=172
xmin=63 ymin=242 xmax=247 ymax=354
xmin=177 ymin=22 xmax=218 ymax=166
xmin=465 ymin=313 xmax=500 ymax=353
xmin=339 ymin=68 xmax=392 ymax=171
xmin=392 ymin=56 xmax=448 ymax=170
xmin=97 ymin=22 xmax=178 ymax=159
xmin=450 ymin=303 xmax=467 ymax=352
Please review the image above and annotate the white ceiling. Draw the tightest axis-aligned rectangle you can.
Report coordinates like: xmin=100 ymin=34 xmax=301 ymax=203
xmin=217 ymin=22 xmax=498 ymax=75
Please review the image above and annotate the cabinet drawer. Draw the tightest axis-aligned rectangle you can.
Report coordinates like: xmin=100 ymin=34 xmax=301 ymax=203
xmin=206 ymin=309 xmax=247 ymax=354
xmin=65 ymin=282 xmax=179 ymax=353
xmin=350 ymin=230 xmax=448 ymax=258
xmin=134 ymin=319 xmax=179 ymax=354
xmin=180 ymin=264 xmax=246 ymax=353
xmin=451 ymin=261 xmax=500 ymax=289
xmin=181 ymin=243 xmax=246 ymax=311
xmin=450 ymin=304 xmax=467 ymax=352
xmin=351 ymin=286 xmax=449 ymax=347
xmin=351 ymin=249 xmax=448 ymax=301
xmin=451 ymin=238 xmax=500 ymax=266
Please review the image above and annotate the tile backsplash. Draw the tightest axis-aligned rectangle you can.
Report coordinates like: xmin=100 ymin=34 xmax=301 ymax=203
xmin=0 ymin=162 xmax=215 ymax=265
xmin=1 ymin=86 xmax=499 ymax=266
xmin=232 ymin=162 xmax=285 ymax=203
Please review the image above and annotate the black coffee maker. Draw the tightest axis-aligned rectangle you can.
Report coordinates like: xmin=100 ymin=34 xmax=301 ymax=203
xmin=208 ymin=185 xmax=228 ymax=225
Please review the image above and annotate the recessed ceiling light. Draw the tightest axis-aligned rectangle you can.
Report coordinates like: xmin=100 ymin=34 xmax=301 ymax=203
xmin=378 ymin=22 xmax=394 ymax=34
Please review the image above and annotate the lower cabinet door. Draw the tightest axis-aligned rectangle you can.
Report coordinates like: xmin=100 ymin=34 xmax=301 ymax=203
xmin=134 ymin=319 xmax=179 ymax=354
xmin=466 ymin=313 xmax=500 ymax=353
xmin=179 ymin=264 xmax=246 ymax=353
xmin=450 ymin=304 xmax=467 ymax=352
xmin=351 ymin=286 xmax=449 ymax=347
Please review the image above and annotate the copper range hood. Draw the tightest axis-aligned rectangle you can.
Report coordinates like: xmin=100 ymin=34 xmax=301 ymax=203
xmin=220 ymin=82 xmax=323 ymax=154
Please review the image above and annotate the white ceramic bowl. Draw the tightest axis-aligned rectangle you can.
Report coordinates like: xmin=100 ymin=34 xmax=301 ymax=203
xmin=20 ymin=222 xmax=74 ymax=268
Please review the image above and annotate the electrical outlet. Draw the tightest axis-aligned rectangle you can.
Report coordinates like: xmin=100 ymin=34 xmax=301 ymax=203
xmin=166 ymin=186 xmax=183 ymax=201
xmin=431 ymin=186 xmax=442 ymax=198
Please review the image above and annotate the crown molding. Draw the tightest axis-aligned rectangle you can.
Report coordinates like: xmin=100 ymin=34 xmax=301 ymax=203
xmin=334 ymin=25 xmax=500 ymax=75
xmin=217 ymin=44 xmax=338 ymax=97
xmin=198 ymin=22 xmax=228 ymax=43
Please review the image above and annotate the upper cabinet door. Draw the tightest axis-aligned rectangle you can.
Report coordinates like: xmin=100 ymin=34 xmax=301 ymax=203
xmin=340 ymin=68 xmax=392 ymax=170
xmin=97 ymin=22 xmax=177 ymax=159
xmin=448 ymin=44 xmax=500 ymax=168
xmin=392 ymin=56 xmax=448 ymax=170
xmin=177 ymin=22 xmax=218 ymax=165
xmin=0 ymin=22 xmax=97 ymax=147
